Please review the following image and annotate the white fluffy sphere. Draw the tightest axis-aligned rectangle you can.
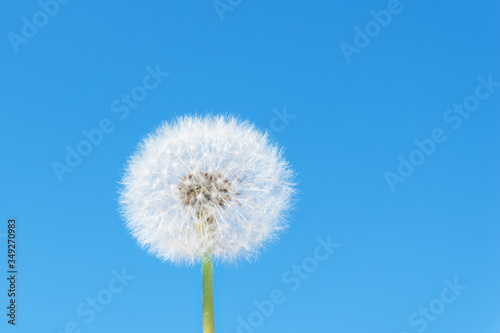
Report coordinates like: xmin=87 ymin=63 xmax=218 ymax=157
xmin=119 ymin=115 xmax=295 ymax=265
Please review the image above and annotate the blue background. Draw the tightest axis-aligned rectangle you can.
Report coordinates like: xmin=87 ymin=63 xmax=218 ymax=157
xmin=1 ymin=0 xmax=499 ymax=332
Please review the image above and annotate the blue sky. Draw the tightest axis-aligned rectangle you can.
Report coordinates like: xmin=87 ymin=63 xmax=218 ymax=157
xmin=1 ymin=0 xmax=499 ymax=332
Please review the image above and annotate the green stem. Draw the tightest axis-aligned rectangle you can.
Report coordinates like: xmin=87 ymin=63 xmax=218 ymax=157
xmin=202 ymin=252 xmax=215 ymax=333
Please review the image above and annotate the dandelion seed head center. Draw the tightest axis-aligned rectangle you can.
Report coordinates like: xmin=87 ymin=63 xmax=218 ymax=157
xmin=178 ymin=172 xmax=236 ymax=210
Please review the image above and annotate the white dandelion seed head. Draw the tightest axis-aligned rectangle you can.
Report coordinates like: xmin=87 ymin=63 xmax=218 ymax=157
xmin=119 ymin=114 xmax=295 ymax=265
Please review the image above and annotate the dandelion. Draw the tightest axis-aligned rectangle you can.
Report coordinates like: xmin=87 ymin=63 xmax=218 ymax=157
xmin=119 ymin=115 xmax=295 ymax=332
